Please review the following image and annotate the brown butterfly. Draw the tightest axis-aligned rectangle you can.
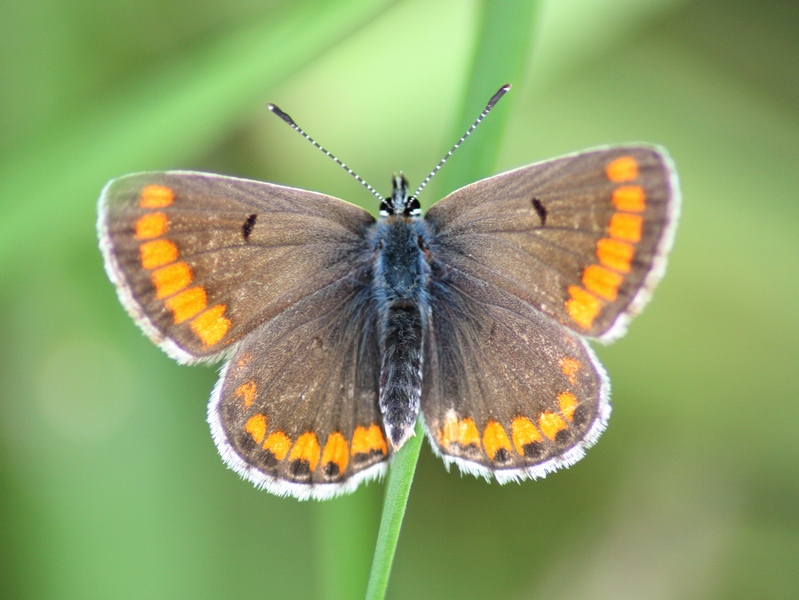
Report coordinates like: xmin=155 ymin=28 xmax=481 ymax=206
xmin=98 ymin=86 xmax=680 ymax=499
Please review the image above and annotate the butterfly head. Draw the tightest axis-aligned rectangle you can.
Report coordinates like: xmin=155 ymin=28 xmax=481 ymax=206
xmin=379 ymin=173 xmax=421 ymax=219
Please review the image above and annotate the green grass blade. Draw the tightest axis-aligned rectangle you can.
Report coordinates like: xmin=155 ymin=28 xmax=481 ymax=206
xmin=433 ymin=0 xmax=542 ymax=198
xmin=364 ymin=420 xmax=424 ymax=600
xmin=364 ymin=3 xmax=541 ymax=598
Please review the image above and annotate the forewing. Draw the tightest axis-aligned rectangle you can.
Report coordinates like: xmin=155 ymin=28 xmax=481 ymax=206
xmin=98 ymin=171 xmax=375 ymax=362
xmin=208 ymin=275 xmax=390 ymax=500
xmin=422 ymin=268 xmax=610 ymax=482
xmin=425 ymin=146 xmax=680 ymax=342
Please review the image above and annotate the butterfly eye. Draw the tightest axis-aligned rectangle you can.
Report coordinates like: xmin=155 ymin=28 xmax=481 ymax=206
xmin=404 ymin=197 xmax=421 ymax=217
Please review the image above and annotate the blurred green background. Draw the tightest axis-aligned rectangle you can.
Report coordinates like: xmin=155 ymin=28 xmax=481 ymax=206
xmin=1 ymin=0 xmax=798 ymax=598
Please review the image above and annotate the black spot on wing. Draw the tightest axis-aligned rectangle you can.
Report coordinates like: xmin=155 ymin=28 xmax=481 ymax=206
xmin=493 ymin=447 xmax=511 ymax=465
xmin=522 ymin=441 xmax=545 ymax=459
xmin=242 ymin=213 xmax=257 ymax=241
xmin=290 ymin=459 xmax=312 ymax=480
xmin=531 ymin=197 xmax=547 ymax=226
xmin=263 ymin=451 xmax=279 ymax=468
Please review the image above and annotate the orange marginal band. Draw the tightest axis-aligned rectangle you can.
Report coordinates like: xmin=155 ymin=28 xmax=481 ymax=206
xmin=151 ymin=262 xmax=192 ymax=299
xmin=190 ymin=304 xmax=230 ymax=346
xmin=538 ymin=412 xmax=568 ymax=440
xmin=456 ymin=418 xmax=481 ymax=447
xmin=566 ymin=286 xmax=601 ymax=329
xmin=596 ymin=238 xmax=633 ymax=273
xmin=135 ymin=212 xmax=168 ymax=239
xmin=321 ymin=432 xmax=349 ymax=475
xmin=606 ymin=156 xmax=638 ymax=182
xmin=558 ymin=392 xmax=578 ymax=421
xmin=164 ymin=286 xmax=207 ymax=324
xmin=140 ymin=239 xmax=178 ymax=270
xmin=482 ymin=421 xmax=512 ymax=460
xmin=439 ymin=414 xmax=459 ymax=447
xmin=245 ymin=414 xmax=267 ymax=444
xmin=511 ymin=416 xmax=543 ymax=456
xmin=582 ymin=264 xmax=623 ymax=301
xmin=234 ymin=381 xmax=257 ymax=408
xmin=264 ymin=432 xmax=291 ymax=461
xmin=351 ymin=424 xmax=387 ymax=456
xmin=608 ymin=213 xmax=642 ymax=243
xmin=140 ymin=185 xmax=174 ymax=208
xmin=440 ymin=415 xmax=482 ymax=449
xmin=612 ymin=185 xmax=646 ymax=212
xmin=289 ymin=432 xmax=321 ymax=472
xmin=559 ymin=357 xmax=581 ymax=384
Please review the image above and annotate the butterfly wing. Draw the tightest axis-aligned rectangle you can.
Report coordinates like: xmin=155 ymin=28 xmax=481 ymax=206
xmin=99 ymin=172 xmax=389 ymax=498
xmin=425 ymin=146 xmax=680 ymax=343
xmin=98 ymin=171 xmax=375 ymax=363
xmin=208 ymin=274 xmax=390 ymax=499
xmin=422 ymin=267 xmax=610 ymax=481
xmin=420 ymin=146 xmax=678 ymax=479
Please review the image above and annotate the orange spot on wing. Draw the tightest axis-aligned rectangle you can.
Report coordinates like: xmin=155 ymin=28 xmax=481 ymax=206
xmin=582 ymin=264 xmax=623 ymax=301
xmin=612 ymin=185 xmax=646 ymax=212
xmin=140 ymin=185 xmax=174 ymax=208
xmin=140 ymin=239 xmax=178 ymax=270
xmin=440 ymin=414 xmax=481 ymax=448
xmin=439 ymin=414 xmax=459 ymax=447
xmin=538 ymin=412 xmax=568 ymax=440
xmin=191 ymin=304 xmax=230 ymax=346
xmin=289 ymin=432 xmax=321 ymax=473
xmin=135 ymin=212 xmax=168 ymax=239
xmin=244 ymin=414 xmax=267 ymax=444
xmin=458 ymin=418 xmax=481 ymax=447
xmin=321 ymin=432 xmax=349 ymax=475
xmin=234 ymin=381 xmax=257 ymax=408
xmin=559 ymin=357 xmax=581 ymax=384
xmin=597 ymin=238 xmax=634 ymax=273
xmin=606 ymin=156 xmax=638 ymax=182
xmin=482 ymin=421 xmax=512 ymax=460
xmin=264 ymin=431 xmax=291 ymax=461
xmin=164 ymin=286 xmax=207 ymax=323
xmin=566 ymin=286 xmax=601 ymax=329
xmin=351 ymin=424 xmax=387 ymax=457
xmin=511 ymin=416 xmax=543 ymax=456
xmin=558 ymin=392 xmax=578 ymax=421
xmin=608 ymin=213 xmax=642 ymax=243
xmin=151 ymin=262 xmax=192 ymax=299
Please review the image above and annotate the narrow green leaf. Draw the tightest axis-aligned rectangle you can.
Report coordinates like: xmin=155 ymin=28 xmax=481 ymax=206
xmin=433 ymin=0 xmax=542 ymax=199
xmin=364 ymin=420 xmax=424 ymax=600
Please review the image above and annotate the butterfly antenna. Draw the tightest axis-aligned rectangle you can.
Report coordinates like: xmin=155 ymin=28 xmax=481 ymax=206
xmin=268 ymin=103 xmax=385 ymax=202
xmin=413 ymin=83 xmax=511 ymax=200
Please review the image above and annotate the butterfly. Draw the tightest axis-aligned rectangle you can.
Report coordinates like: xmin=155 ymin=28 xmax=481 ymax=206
xmin=97 ymin=85 xmax=680 ymax=499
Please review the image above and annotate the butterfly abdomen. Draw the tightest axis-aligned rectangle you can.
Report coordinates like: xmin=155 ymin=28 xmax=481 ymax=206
xmin=372 ymin=218 xmax=432 ymax=449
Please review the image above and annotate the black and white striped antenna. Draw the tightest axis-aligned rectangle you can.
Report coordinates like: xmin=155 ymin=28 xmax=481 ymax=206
xmin=267 ymin=103 xmax=386 ymax=203
xmin=412 ymin=83 xmax=511 ymax=199
xmin=267 ymin=83 xmax=511 ymax=205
